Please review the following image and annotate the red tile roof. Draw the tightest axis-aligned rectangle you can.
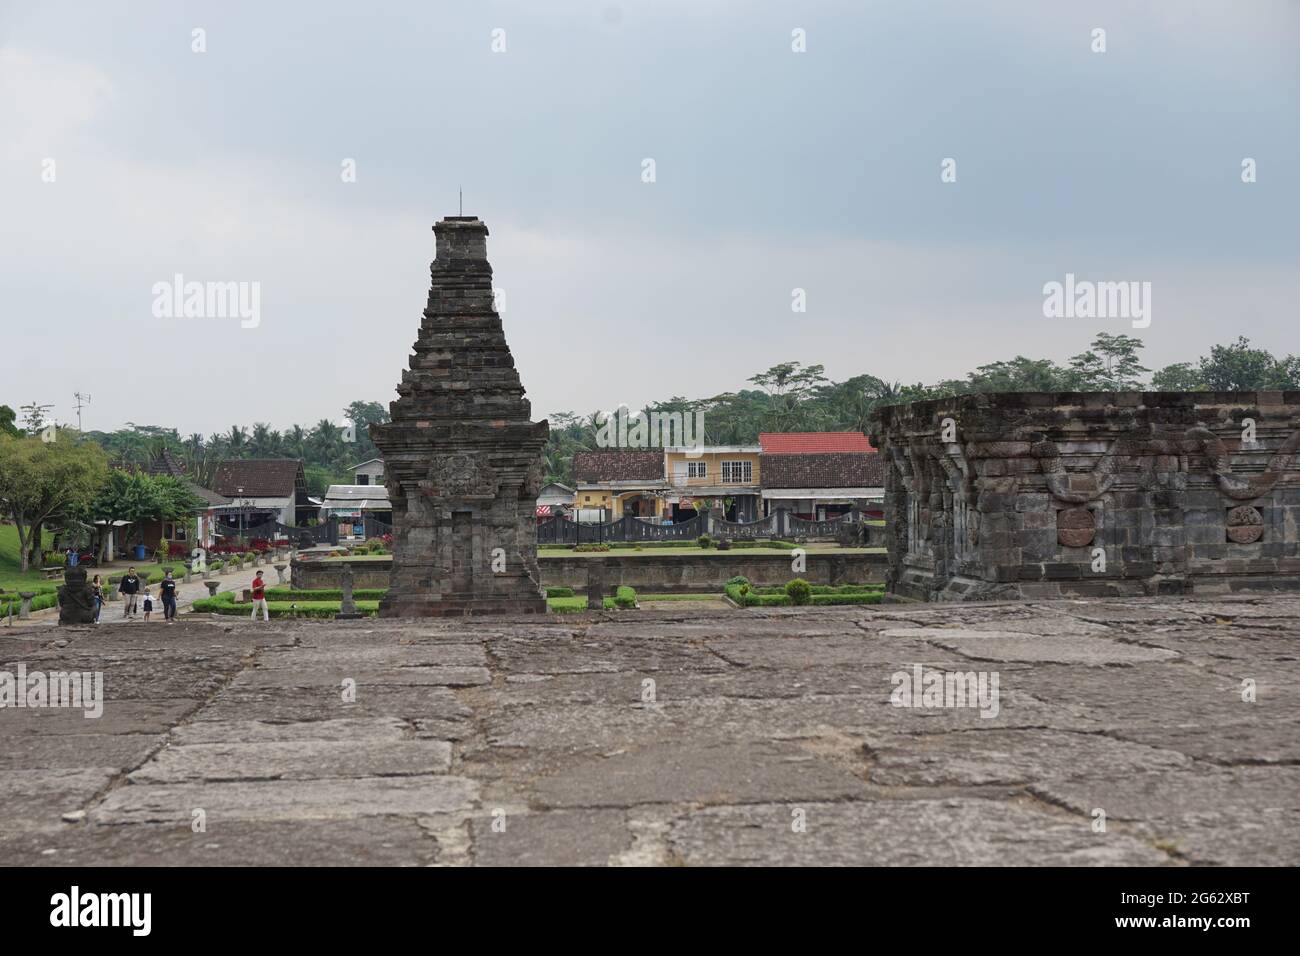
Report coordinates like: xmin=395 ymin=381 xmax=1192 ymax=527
xmin=759 ymin=432 xmax=875 ymax=454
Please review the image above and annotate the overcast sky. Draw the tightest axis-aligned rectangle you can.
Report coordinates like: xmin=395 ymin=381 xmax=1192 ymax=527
xmin=2 ymin=0 xmax=1297 ymax=436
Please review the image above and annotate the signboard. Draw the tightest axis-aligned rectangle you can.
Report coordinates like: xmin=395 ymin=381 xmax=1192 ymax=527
xmin=536 ymin=504 xmax=552 ymax=517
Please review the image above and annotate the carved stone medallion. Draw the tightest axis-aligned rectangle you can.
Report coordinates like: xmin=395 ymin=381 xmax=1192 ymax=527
xmin=1057 ymin=508 xmax=1095 ymax=548
xmin=1226 ymin=505 xmax=1263 ymax=544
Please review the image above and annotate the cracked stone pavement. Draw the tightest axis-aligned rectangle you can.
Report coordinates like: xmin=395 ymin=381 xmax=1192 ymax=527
xmin=1 ymin=593 xmax=1297 ymax=866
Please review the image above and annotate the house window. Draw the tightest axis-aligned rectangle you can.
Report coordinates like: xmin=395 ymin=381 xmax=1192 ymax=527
xmin=721 ymin=460 xmax=752 ymax=483
xmin=584 ymin=495 xmax=592 ymax=502
xmin=357 ymin=474 xmax=370 ymax=486
xmin=687 ymin=461 xmax=707 ymax=479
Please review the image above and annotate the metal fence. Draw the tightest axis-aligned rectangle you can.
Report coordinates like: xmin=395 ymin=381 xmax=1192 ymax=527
xmin=214 ymin=518 xmax=340 ymax=547
xmin=537 ymin=510 xmax=866 ymax=544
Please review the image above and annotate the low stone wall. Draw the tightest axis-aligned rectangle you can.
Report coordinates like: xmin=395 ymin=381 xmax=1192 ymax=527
xmin=292 ymin=551 xmax=886 ymax=594
xmin=540 ymin=551 xmax=886 ymax=593
xmin=292 ymin=559 xmax=393 ymax=591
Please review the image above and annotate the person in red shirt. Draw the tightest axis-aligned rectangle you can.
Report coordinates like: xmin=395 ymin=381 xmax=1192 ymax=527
xmin=250 ymin=571 xmax=269 ymax=622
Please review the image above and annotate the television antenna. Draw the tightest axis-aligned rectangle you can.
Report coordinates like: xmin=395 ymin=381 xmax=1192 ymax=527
xmin=73 ymin=391 xmax=91 ymax=431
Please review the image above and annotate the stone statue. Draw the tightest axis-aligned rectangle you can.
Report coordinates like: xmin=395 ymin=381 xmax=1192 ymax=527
xmin=57 ymin=566 xmax=97 ymax=626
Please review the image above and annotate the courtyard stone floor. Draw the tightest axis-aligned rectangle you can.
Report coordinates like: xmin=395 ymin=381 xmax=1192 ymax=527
xmin=1 ymin=594 xmax=1297 ymax=866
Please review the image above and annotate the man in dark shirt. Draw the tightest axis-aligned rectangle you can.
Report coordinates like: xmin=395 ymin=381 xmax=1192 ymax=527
xmin=119 ymin=567 xmax=141 ymax=618
xmin=159 ymin=571 xmax=178 ymax=624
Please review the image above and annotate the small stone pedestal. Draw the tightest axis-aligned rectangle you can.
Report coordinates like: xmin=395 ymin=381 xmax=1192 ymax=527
xmin=18 ymin=592 xmax=35 ymax=620
xmin=274 ymin=564 xmax=287 ymax=584
xmin=335 ymin=564 xmax=365 ymax=620
xmin=204 ymin=582 xmax=220 ymax=598
xmin=586 ymin=560 xmax=607 ymax=611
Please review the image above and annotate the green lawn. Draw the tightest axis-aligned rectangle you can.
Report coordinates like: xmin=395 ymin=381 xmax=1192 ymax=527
xmin=0 ymin=524 xmax=65 ymax=593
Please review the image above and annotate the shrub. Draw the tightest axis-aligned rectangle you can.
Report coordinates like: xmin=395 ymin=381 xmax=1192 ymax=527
xmin=574 ymin=543 xmax=611 ymax=552
xmin=696 ymin=535 xmax=713 ymax=549
xmin=613 ymin=585 xmax=637 ymax=608
xmin=716 ymin=539 xmax=732 ymax=550
xmin=725 ymin=575 xmax=749 ymax=587
xmin=545 ymin=586 xmax=575 ymax=598
xmin=785 ymin=578 xmax=812 ymax=605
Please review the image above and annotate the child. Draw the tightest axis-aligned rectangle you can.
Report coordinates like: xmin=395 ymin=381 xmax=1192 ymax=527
xmin=142 ymin=587 xmax=153 ymax=622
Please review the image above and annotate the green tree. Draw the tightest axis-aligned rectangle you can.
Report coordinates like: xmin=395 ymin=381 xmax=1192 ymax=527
xmin=1151 ymin=362 xmax=1204 ymax=391
xmin=1196 ymin=337 xmax=1300 ymax=391
xmin=0 ymin=435 xmax=108 ymax=572
xmin=0 ymin=405 xmax=19 ymax=438
xmin=1065 ymin=332 xmax=1150 ymax=390
xmin=82 ymin=471 xmax=203 ymax=562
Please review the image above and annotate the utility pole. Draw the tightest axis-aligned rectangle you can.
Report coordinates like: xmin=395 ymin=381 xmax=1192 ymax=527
xmin=73 ymin=391 xmax=91 ymax=432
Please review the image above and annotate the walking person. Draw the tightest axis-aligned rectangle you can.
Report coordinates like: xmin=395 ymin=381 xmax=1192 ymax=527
xmin=159 ymin=570 xmax=178 ymax=624
xmin=119 ymin=567 xmax=141 ymax=618
xmin=250 ymin=570 xmax=269 ymax=623
xmin=142 ymin=587 xmax=153 ymax=622
xmin=91 ymin=574 xmax=103 ymax=624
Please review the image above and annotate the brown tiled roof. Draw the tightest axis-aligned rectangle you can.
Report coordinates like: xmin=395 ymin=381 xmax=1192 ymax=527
xmin=185 ymin=480 xmax=231 ymax=508
xmin=573 ymin=451 xmax=664 ymax=483
xmin=760 ymin=452 xmax=885 ymax=489
xmin=212 ymin=459 xmax=304 ymax=498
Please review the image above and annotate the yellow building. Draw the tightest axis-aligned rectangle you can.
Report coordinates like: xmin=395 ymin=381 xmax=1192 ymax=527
xmin=571 ymin=447 xmax=764 ymax=523
xmin=662 ymin=445 xmax=762 ymax=522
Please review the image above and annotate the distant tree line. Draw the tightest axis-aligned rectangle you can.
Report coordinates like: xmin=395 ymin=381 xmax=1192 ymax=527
xmin=541 ymin=333 xmax=1300 ymax=485
xmin=5 ymin=332 xmax=1298 ymax=501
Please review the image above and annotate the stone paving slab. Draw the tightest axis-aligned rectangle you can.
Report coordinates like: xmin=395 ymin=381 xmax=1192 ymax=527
xmin=128 ymin=740 xmax=453 ymax=783
xmin=1 ymin=593 xmax=1298 ymax=865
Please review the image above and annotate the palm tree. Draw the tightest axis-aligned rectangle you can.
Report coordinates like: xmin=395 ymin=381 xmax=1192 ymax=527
xmin=250 ymin=422 xmax=278 ymax=457
xmin=226 ymin=425 xmax=249 ymax=458
xmin=283 ymin=424 xmax=308 ymax=461
xmin=310 ymin=419 xmax=345 ymax=467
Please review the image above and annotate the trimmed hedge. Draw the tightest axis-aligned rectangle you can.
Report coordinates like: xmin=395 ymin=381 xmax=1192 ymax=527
xmin=191 ymin=590 xmax=380 ymax=618
xmin=613 ymin=585 xmax=637 ymax=609
xmin=725 ymin=582 xmax=883 ymax=608
xmin=1 ymin=592 xmax=59 ymax=615
xmin=548 ymin=595 xmax=616 ymax=613
xmin=264 ymin=587 xmax=388 ymax=602
xmin=544 ymin=586 xmax=575 ymax=598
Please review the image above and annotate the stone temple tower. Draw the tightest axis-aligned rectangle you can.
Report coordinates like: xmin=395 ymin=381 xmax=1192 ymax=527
xmin=370 ymin=216 xmax=549 ymax=616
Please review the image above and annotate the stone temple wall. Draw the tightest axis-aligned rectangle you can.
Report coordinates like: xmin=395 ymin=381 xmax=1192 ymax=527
xmin=869 ymin=391 xmax=1300 ymax=601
